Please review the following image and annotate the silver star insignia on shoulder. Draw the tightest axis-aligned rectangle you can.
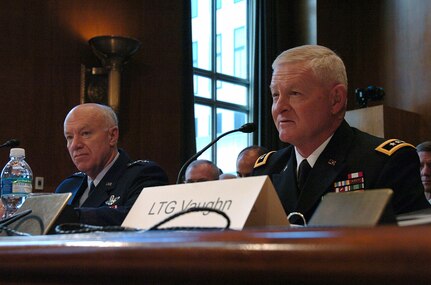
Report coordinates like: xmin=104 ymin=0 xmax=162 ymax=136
xmin=375 ymin=139 xmax=414 ymax=156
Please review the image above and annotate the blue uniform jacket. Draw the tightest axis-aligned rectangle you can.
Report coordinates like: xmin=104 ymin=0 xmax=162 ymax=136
xmin=56 ymin=149 xmax=169 ymax=226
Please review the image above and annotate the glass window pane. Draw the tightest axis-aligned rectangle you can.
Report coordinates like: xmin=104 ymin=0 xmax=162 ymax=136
xmin=194 ymin=104 xmax=212 ymax=161
xmin=216 ymin=34 xmax=222 ymax=73
xmin=191 ymin=0 xmax=251 ymax=174
xmin=194 ymin=75 xmax=211 ymax=99
xmin=216 ymin=80 xmax=247 ymax=106
xmin=234 ymin=27 xmax=246 ymax=78
xmin=191 ymin=0 xmax=212 ymax=70
xmin=191 ymin=0 xmax=198 ymax=18
xmin=216 ymin=0 xmax=247 ymax=78
xmin=216 ymin=0 xmax=222 ymax=10
xmin=216 ymin=108 xmax=249 ymax=174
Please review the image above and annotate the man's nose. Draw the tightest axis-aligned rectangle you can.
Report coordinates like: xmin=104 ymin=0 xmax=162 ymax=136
xmin=275 ymin=94 xmax=292 ymax=111
xmin=69 ymin=137 xmax=82 ymax=149
xmin=422 ymin=164 xmax=431 ymax=175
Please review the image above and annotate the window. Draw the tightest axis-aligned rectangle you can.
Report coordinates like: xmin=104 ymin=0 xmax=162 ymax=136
xmin=191 ymin=0 xmax=253 ymax=174
xmin=216 ymin=0 xmax=222 ymax=10
xmin=233 ymin=27 xmax=246 ymax=78
xmin=191 ymin=0 xmax=198 ymax=18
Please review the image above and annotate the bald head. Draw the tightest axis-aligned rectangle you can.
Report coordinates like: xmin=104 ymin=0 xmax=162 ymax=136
xmin=185 ymin=160 xmax=220 ymax=183
xmin=64 ymin=103 xmax=118 ymax=130
xmin=236 ymin=146 xmax=268 ymax=177
xmin=64 ymin=103 xmax=119 ymax=179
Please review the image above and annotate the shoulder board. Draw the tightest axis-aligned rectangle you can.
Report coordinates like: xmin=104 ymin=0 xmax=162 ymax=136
xmin=65 ymin=172 xmax=85 ymax=179
xmin=127 ymin=160 xmax=150 ymax=167
xmin=375 ymin=139 xmax=415 ymax=156
xmin=254 ymin=151 xmax=276 ymax=168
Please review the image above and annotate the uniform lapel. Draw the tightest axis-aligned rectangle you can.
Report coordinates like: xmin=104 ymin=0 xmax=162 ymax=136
xmin=82 ymin=179 xmax=115 ymax=207
xmin=70 ymin=177 xmax=87 ymax=206
xmin=81 ymin=150 xmax=129 ymax=207
xmin=272 ymin=155 xmax=300 ymax=214
xmin=296 ymin=155 xmax=346 ymax=216
xmin=296 ymin=120 xmax=354 ymax=217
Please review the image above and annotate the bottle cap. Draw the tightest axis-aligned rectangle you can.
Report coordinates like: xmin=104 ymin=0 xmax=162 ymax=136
xmin=10 ymin=148 xmax=25 ymax=157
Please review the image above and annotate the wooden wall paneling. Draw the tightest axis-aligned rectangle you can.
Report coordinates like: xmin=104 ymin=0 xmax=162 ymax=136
xmin=0 ymin=0 xmax=187 ymax=194
xmin=317 ymin=0 xmax=385 ymax=111
xmin=382 ymin=0 xmax=431 ymax=141
xmin=317 ymin=0 xmax=431 ymax=141
xmin=2 ymin=0 xmax=431 ymax=194
xmin=345 ymin=105 xmax=421 ymax=145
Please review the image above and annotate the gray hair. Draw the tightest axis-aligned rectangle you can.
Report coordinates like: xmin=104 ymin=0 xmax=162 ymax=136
xmin=97 ymin=104 xmax=119 ymax=127
xmin=417 ymin=141 xmax=431 ymax=152
xmin=65 ymin=103 xmax=118 ymax=129
xmin=272 ymin=45 xmax=348 ymax=89
xmin=186 ymin=159 xmax=220 ymax=179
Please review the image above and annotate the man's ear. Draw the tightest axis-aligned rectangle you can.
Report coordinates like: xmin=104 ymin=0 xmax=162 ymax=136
xmin=330 ymin=84 xmax=347 ymax=115
xmin=109 ymin=126 xmax=119 ymax=145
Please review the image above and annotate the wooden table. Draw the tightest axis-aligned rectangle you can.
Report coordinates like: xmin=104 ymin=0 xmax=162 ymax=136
xmin=0 ymin=225 xmax=430 ymax=284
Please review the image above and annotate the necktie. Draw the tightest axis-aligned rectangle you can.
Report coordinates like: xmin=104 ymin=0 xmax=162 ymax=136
xmin=89 ymin=182 xmax=96 ymax=194
xmin=297 ymin=159 xmax=311 ymax=191
xmin=79 ymin=181 xmax=96 ymax=207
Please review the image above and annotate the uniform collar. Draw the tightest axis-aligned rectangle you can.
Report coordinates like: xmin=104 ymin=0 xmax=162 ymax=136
xmin=295 ymin=135 xmax=333 ymax=171
xmin=90 ymin=151 xmax=120 ymax=187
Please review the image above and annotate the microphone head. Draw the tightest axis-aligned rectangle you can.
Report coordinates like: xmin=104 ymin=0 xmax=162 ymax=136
xmin=8 ymin=139 xmax=20 ymax=148
xmin=238 ymin=123 xmax=256 ymax=133
xmin=3 ymin=139 xmax=20 ymax=148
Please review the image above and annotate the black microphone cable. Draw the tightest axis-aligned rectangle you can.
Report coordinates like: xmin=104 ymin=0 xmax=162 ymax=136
xmin=54 ymin=207 xmax=232 ymax=234
xmin=148 ymin=207 xmax=231 ymax=231
xmin=0 ymin=209 xmax=33 ymax=236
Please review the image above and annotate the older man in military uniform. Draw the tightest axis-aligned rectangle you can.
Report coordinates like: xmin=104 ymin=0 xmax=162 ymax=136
xmin=56 ymin=103 xmax=168 ymax=226
xmin=253 ymin=45 xmax=429 ymax=223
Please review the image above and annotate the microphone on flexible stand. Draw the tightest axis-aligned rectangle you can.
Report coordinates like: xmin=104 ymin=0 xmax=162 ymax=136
xmin=176 ymin=123 xmax=256 ymax=184
xmin=0 ymin=139 xmax=20 ymax=149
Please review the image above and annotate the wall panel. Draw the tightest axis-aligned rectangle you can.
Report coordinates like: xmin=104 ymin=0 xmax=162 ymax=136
xmin=0 ymin=0 xmax=188 ymax=191
xmin=317 ymin=0 xmax=431 ymax=143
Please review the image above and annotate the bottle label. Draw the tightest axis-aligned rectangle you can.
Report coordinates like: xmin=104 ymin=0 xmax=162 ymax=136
xmin=1 ymin=178 xmax=14 ymax=195
xmin=12 ymin=180 xmax=32 ymax=194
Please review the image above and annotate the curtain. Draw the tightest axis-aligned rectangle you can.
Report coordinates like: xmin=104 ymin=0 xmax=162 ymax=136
xmin=253 ymin=0 xmax=281 ymax=151
xmin=180 ymin=0 xmax=197 ymax=163
xmin=253 ymin=0 xmax=312 ymax=151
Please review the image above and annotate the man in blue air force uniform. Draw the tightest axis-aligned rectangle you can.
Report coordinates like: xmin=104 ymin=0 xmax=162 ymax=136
xmin=56 ymin=103 xmax=168 ymax=226
xmin=253 ymin=45 xmax=429 ymax=223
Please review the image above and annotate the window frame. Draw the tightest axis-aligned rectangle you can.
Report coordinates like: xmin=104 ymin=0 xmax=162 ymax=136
xmin=191 ymin=0 xmax=254 ymax=172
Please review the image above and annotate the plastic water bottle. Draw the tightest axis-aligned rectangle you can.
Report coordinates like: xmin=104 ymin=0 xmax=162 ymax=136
xmin=0 ymin=148 xmax=33 ymax=217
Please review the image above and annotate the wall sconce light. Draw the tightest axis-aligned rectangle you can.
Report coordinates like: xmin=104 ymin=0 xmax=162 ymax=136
xmin=81 ymin=35 xmax=141 ymax=113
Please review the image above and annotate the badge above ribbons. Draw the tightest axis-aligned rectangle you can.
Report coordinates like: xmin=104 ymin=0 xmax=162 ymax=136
xmin=122 ymin=176 xmax=289 ymax=230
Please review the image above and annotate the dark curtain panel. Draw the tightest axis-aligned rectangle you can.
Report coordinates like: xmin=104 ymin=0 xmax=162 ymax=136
xmin=253 ymin=0 xmax=311 ymax=151
xmin=180 ymin=0 xmax=197 ymax=167
xmin=254 ymin=0 xmax=281 ymax=152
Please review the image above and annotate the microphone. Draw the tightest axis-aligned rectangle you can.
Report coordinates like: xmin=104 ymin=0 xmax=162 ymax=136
xmin=237 ymin=122 xmax=256 ymax=133
xmin=0 ymin=139 xmax=20 ymax=148
xmin=176 ymin=122 xmax=256 ymax=184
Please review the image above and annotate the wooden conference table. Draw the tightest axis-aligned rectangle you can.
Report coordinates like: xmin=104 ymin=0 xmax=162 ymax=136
xmin=0 ymin=225 xmax=430 ymax=284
